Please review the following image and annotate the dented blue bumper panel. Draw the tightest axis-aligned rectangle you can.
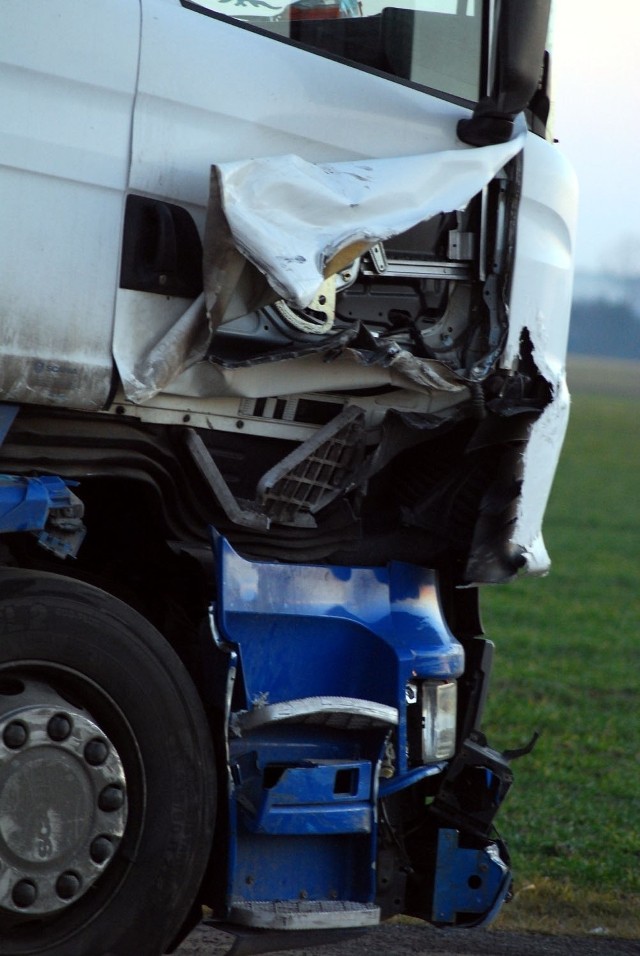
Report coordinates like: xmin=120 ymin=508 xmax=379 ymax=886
xmin=214 ymin=535 xmax=465 ymax=701
xmin=213 ymin=534 xmax=465 ymax=778
xmin=209 ymin=535 xmax=481 ymax=924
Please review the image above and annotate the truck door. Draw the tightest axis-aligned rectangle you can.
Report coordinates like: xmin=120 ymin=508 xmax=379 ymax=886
xmin=115 ymin=0 xmax=487 ymax=402
xmin=0 ymin=0 xmax=140 ymax=410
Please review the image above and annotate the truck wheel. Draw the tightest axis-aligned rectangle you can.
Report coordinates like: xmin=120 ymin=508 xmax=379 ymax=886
xmin=0 ymin=570 xmax=216 ymax=956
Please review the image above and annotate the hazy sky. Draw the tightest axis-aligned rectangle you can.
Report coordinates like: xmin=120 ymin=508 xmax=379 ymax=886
xmin=552 ymin=0 xmax=640 ymax=274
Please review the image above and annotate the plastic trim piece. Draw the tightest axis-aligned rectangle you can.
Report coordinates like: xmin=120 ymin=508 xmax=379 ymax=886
xmin=228 ymin=900 xmax=380 ymax=931
xmin=234 ymin=696 xmax=398 ymax=733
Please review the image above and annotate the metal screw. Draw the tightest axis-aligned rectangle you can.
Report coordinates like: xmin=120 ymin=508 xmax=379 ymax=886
xmin=12 ymin=880 xmax=37 ymax=908
xmin=56 ymin=871 xmax=81 ymax=900
xmin=90 ymin=836 xmax=113 ymax=864
xmin=3 ymin=721 xmax=28 ymax=749
xmin=84 ymin=738 xmax=109 ymax=766
xmin=98 ymin=785 xmax=124 ymax=812
xmin=47 ymin=714 xmax=72 ymax=741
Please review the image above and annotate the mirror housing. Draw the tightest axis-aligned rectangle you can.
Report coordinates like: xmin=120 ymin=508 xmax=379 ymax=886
xmin=458 ymin=0 xmax=551 ymax=146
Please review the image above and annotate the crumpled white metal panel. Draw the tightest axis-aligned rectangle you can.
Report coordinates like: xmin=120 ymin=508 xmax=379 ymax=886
xmin=118 ymin=131 xmax=526 ymax=403
xmin=499 ymin=135 xmax=579 ymax=575
xmin=211 ymin=133 xmax=526 ymax=310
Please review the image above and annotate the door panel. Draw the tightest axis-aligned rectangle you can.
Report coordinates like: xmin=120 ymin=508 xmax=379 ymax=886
xmin=0 ymin=0 xmax=139 ymax=409
xmin=133 ymin=0 xmax=472 ymax=209
xmin=117 ymin=0 xmax=475 ymax=402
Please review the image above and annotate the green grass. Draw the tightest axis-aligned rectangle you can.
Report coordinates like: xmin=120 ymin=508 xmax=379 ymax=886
xmin=480 ymin=376 xmax=640 ymax=936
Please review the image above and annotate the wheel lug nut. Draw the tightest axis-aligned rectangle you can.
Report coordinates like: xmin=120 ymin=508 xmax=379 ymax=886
xmin=90 ymin=835 xmax=113 ymax=864
xmin=56 ymin=871 xmax=81 ymax=900
xmin=3 ymin=721 xmax=28 ymax=749
xmin=84 ymin=738 xmax=109 ymax=766
xmin=47 ymin=713 xmax=72 ymax=741
xmin=12 ymin=879 xmax=37 ymax=908
xmin=98 ymin=784 xmax=124 ymax=812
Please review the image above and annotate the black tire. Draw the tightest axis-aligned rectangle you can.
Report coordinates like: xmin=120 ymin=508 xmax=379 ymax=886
xmin=0 ymin=570 xmax=216 ymax=956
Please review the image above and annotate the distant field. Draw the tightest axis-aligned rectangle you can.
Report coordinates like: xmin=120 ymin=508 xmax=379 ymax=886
xmin=568 ymin=354 xmax=640 ymax=398
xmin=481 ymin=356 xmax=640 ymax=937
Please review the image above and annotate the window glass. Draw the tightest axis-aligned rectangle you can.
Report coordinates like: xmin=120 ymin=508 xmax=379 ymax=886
xmin=184 ymin=0 xmax=483 ymax=103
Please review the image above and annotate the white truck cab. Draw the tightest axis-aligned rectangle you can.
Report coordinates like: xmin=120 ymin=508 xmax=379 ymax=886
xmin=0 ymin=2 xmax=576 ymax=953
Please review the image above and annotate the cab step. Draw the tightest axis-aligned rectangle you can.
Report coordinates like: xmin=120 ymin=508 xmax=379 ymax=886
xmin=229 ymin=900 xmax=380 ymax=930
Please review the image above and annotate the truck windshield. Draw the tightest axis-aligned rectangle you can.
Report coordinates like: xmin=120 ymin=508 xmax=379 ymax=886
xmin=184 ymin=0 xmax=483 ymax=103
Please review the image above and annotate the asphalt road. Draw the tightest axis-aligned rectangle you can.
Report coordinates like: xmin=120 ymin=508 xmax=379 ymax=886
xmin=175 ymin=922 xmax=640 ymax=956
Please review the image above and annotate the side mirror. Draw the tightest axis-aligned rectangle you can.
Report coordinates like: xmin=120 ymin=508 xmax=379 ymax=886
xmin=458 ymin=0 xmax=551 ymax=146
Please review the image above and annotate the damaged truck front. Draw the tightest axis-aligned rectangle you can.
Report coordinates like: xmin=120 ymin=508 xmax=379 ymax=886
xmin=0 ymin=1 xmax=576 ymax=953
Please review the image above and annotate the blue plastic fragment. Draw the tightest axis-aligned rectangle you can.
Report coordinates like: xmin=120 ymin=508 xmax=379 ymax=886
xmin=0 ymin=474 xmax=85 ymax=558
xmin=431 ymin=828 xmax=511 ymax=925
xmin=0 ymin=475 xmax=65 ymax=533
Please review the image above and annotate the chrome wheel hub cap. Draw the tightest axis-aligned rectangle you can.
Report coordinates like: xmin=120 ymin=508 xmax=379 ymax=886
xmin=0 ymin=678 xmax=127 ymax=915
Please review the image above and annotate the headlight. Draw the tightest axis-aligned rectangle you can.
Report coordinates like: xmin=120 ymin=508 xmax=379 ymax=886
xmin=407 ymin=680 xmax=457 ymax=763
